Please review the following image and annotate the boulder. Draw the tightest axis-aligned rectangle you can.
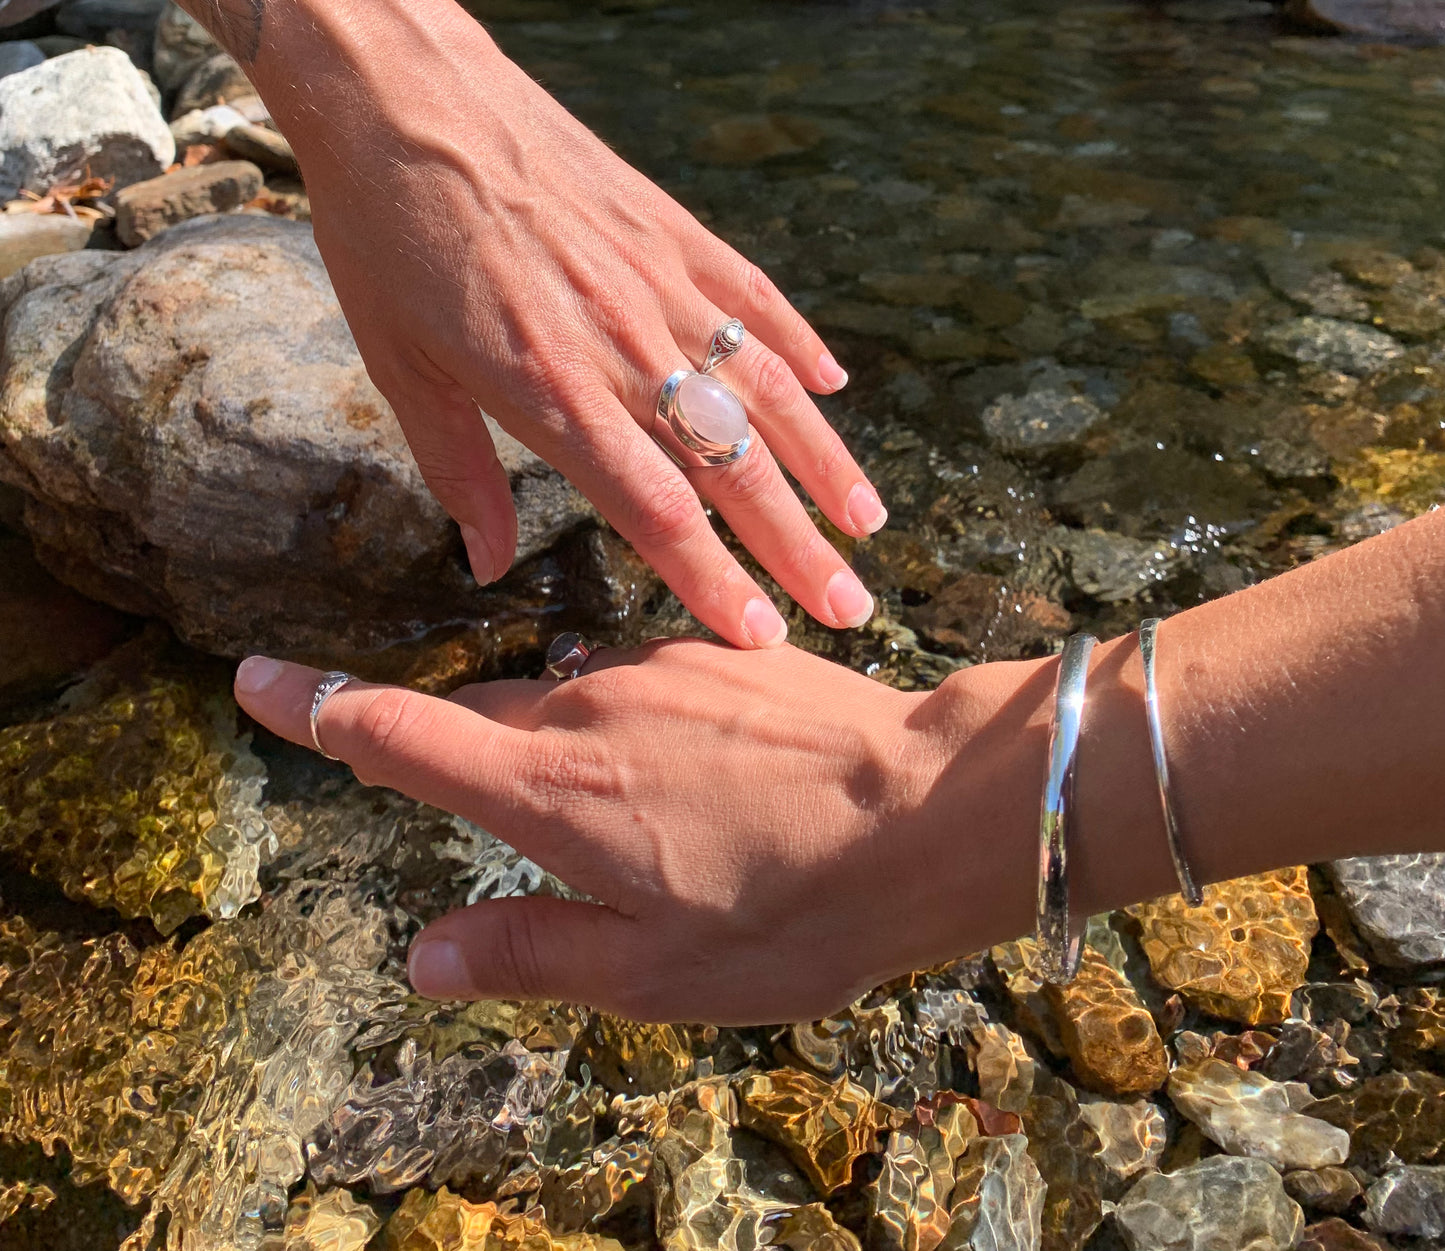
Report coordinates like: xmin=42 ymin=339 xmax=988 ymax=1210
xmin=152 ymin=0 xmax=219 ymax=94
xmin=0 ymin=212 xmax=92 ymax=278
xmin=113 ymin=160 xmax=263 ymax=245
xmin=0 ymin=46 xmax=174 ymax=199
xmin=0 ymin=38 xmax=43 ymax=78
xmin=0 ymin=215 xmax=593 ymax=662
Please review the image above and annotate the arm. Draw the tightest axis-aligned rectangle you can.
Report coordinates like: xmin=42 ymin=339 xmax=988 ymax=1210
xmin=233 ymin=508 xmax=1445 ymax=1024
xmin=175 ymin=0 xmax=884 ymax=648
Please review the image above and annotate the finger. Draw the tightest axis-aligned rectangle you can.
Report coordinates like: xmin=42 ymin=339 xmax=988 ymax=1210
xmin=234 ymin=656 xmax=537 ymax=834
xmin=407 ymin=896 xmax=641 ymax=1008
xmin=676 ymin=300 xmax=887 ymax=540
xmin=529 ymin=393 xmax=790 ymax=650
xmin=690 ymin=431 xmax=875 ymax=630
xmin=380 ymin=371 xmax=519 ymax=585
xmin=686 ymin=237 xmax=850 ymax=396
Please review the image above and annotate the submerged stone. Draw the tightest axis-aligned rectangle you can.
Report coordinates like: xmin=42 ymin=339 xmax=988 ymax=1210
xmin=1113 ymin=1156 xmax=1304 ymax=1251
xmin=1363 ymin=1165 xmax=1445 ymax=1239
xmin=1166 ymin=1058 xmax=1351 ymax=1171
xmin=1282 ymin=1167 xmax=1363 ymax=1216
xmin=1128 ymin=869 xmax=1319 ymax=1026
xmin=1325 ymin=855 xmax=1445 ymax=968
xmin=1259 ymin=317 xmax=1405 ymax=377
xmin=944 ymin=1133 xmax=1046 ymax=1251
xmin=283 ymin=1184 xmax=381 ymax=1251
xmin=1020 ymin=1070 xmax=1106 ymax=1251
xmin=380 ymin=1187 xmax=624 ymax=1251
xmin=735 ymin=1069 xmax=883 ymax=1196
xmin=1075 ymin=1094 xmax=1167 ymax=1200
xmin=1310 ymin=1071 xmax=1445 ymax=1170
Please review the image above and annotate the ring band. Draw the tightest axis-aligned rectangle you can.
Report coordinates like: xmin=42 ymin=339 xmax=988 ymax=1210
xmin=1036 ymin=633 xmax=1097 ymax=985
xmin=545 ymin=632 xmax=598 ymax=682
xmin=701 ymin=318 xmax=746 ymax=375
xmin=309 ymin=670 xmax=355 ymax=761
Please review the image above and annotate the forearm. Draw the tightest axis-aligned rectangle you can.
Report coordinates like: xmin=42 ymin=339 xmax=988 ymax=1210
xmin=934 ymin=507 xmax=1445 ymax=941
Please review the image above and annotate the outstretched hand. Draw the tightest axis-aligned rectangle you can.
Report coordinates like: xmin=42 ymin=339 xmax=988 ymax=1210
xmin=255 ymin=2 xmax=885 ymax=649
xmin=233 ymin=643 xmax=1042 ymax=1025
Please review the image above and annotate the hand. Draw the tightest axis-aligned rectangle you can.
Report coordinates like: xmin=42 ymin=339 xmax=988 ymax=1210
xmin=256 ymin=1 xmax=886 ymax=650
xmin=232 ymin=643 xmax=1045 ymax=1025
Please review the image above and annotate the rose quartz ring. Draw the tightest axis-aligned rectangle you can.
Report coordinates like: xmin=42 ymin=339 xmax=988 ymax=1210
xmin=654 ymin=319 xmax=752 ymax=468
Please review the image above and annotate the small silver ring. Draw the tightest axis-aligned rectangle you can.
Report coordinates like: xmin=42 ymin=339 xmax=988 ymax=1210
xmin=652 ymin=368 xmax=752 ymax=470
xmin=544 ymin=632 xmax=599 ymax=682
xmin=701 ymin=318 xmax=746 ymax=375
xmin=1037 ymin=633 xmax=1097 ymax=985
xmin=309 ymin=671 xmax=355 ymax=761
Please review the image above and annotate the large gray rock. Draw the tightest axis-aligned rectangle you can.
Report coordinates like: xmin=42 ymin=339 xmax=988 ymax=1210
xmin=153 ymin=1 xmax=220 ymax=94
xmin=1326 ymin=854 xmax=1445 ymax=967
xmin=0 ymin=46 xmax=175 ymax=199
xmin=0 ymin=215 xmax=593 ymax=661
xmin=1114 ymin=1156 xmax=1304 ymax=1251
xmin=1259 ymin=316 xmax=1406 ymax=376
xmin=1364 ymin=1166 xmax=1445 ymax=1239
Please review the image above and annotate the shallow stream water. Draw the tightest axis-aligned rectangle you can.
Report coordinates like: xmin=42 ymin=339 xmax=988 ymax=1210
xmin=4 ymin=2 xmax=1445 ymax=1248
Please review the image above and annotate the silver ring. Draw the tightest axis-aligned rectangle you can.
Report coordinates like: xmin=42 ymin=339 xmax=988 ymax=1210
xmin=1036 ymin=633 xmax=1097 ymax=985
xmin=701 ymin=318 xmax=746 ymax=375
xmin=309 ymin=670 xmax=354 ymax=761
xmin=653 ymin=369 xmax=752 ymax=469
xmin=545 ymin=632 xmax=598 ymax=682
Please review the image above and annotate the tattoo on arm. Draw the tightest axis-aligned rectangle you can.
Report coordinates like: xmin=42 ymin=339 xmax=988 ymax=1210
xmin=188 ymin=0 xmax=265 ymax=66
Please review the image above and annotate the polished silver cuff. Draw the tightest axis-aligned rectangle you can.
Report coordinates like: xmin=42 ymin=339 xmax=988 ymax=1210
xmin=1140 ymin=618 xmax=1203 ymax=907
xmin=1036 ymin=633 xmax=1097 ymax=985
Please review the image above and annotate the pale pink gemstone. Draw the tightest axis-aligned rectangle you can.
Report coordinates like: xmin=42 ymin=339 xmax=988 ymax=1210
xmin=677 ymin=373 xmax=747 ymax=446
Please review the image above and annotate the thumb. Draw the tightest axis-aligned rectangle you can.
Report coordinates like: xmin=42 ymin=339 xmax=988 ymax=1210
xmin=384 ymin=377 xmax=519 ymax=585
xmin=407 ymin=896 xmax=643 ymax=1010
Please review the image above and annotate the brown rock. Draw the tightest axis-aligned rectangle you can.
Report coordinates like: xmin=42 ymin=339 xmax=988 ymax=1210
xmin=572 ymin=1016 xmax=694 ymax=1098
xmin=1046 ymin=949 xmax=1169 ymax=1098
xmin=1391 ymin=987 xmax=1445 ymax=1067
xmin=381 ymin=1187 xmax=622 ymax=1251
xmin=0 ymin=528 xmax=130 ymax=712
xmin=1020 ymin=1070 xmax=1106 ymax=1251
xmin=1310 ymin=1071 xmax=1445 ymax=1170
xmin=221 ymin=121 xmax=298 ymax=175
xmin=1127 ymin=868 xmax=1319 ymax=1026
xmin=1297 ymin=1217 xmax=1393 ymax=1251
xmin=1284 ymin=1168 xmax=1364 ymax=1216
xmin=0 ymin=212 xmax=93 ymax=279
xmin=735 ymin=1069 xmax=882 ymax=1195
xmin=113 ymin=161 xmax=264 ymax=246
xmin=906 ymin=573 xmax=1072 ymax=662
xmin=693 ymin=114 xmax=822 ymax=165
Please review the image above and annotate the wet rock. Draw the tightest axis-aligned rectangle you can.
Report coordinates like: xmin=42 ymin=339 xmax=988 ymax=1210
xmin=693 ymin=114 xmax=821 ymax=165
xmin=1259 ymin=317 xmax=1405 ymax=377
xmin=113 ymin=160 xmax=263 ymax=245
xmin=0 ymin=0 xmax=62 ymax=25
xmin=1260 ymin=1018 xmax=1359 ymax=1093
xmin=1286 ymin=0 xmax=1445 ymax=41
xmin=221 ymin=119 xmax=298 ymax=174
xmin=1282 ymin=1167 xmax=1363 ymax=1215
xmin=1310 ymin=1071 xmax=1445 ymax=1169
xmin=946 ymin=1132 xmax=1047 ymax=1251
xmin=0 ymin=46 xmax=174 ymax=199
xmin=971 ymin=1023 xmax=1038 ymax=1115
xmin=1389 ymin=987 xmax=1445 ymax=1066
xmin=1296 ymin=980 xmax=1382 ymax=1028
xmin=1075 ymin=1094 xmax=1167 ymax=1200
xmin=1261 ymin=252 xmax=1372 ymax=322
xmin=904 ymin=574 xmax=1072 ymax=662
xmin=736 ymin=1069 xmax=882 ymax=1196
xmin=284 ymin=1184 xmax=381 ymax=1251
xmin=1297 ymin=1217 xmax=1392 ymax=1251
xmin=1048 ymin=529 xmax=1174 ymax=603
xmin=1020 ymin=1070 xmax=1106 ymax=1251
xmin=1363 ymin=1165 xmax=1445 ymax=1239
xmin=0 ymin=212 xmax=92 ymax=280
xmin=152 ymin=1 xmax=219 ymax=94
xmin=173 ymin=49 xmax=255 ymax=116
xmin=1325 ymin=855 xmax=1445 ymax=967
xmin=866 ymin=1100 xmax=973 ymax=1251
xmin=381 ymin=1187 xmax=624 ymax=1251
xmin=0 ymin=216 xmax=591 ymax=662
xmin=573 ymin=1016 xmax=694 ymax=1097
xmin=1166 ymin=1057 xmax=1351 ymax=1170
xmin=0 ymin=38 xmax=42 ymax=77
xmin=1113 ymin=1156 xmax=1304 ymax=1251
xmin=1127 ymin=868 xmax=1319 ymax=1026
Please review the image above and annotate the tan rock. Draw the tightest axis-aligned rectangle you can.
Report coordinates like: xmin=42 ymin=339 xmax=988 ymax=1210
xmin=284 ymin=1183 xmax=380 ymax=1251
xmin=735 ymin=1069 xmax=882 ymax=1195
xmin=1128 ymin=868 xmax=1319 ymax=1026
xmin=0 ymin=212 xmax=92 ymax=278
xmin=1075 ymin=1094 xmax=1167 ymax=1199
xmin=380 ymin=1188 xmax=623 ymax=1251
xmin=1115 ymin=1156 xmax=1303 ymax=1251
xmin=942 ymin=1133 xmax=1046 ymax=1251
xmin=1310 ymin=1071 xmax=1445 ymax=1169
xmin=1167 ymin=1058 xmax=1350 ymax=1171
xmin=1297 ymin=1217 xmax=1392 ymax=1251
xmin=223 ymin=120 xmax=298 ymax=175
xmin=1020 ymin=1070 xmax=1106 ymax=1251
xmin=114 ymin=160 xmax=264 ymax=246
xmin=1046 ymin=949 xmax=1169 ymax=1097
xmin=1283 ymin=1167 xmax=1364 ymax=1215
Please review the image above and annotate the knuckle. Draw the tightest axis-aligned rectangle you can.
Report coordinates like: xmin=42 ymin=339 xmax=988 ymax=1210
xmin=739 ymin=259 xmax=779 ymax=312
xmin=812 ymin=431 xmax=855 ymax=484
xmin=351 ymin=688 xmax=427 ymax=759
xmin=492 ymin=909 xmax=547 ymax=1000
xmin=714 ymin=442 xmax=775 ymax=506
xmin=751 ymin=351 xmax=799 ymax=410
xmin=629 ymin=476 xmax=702 ymax=552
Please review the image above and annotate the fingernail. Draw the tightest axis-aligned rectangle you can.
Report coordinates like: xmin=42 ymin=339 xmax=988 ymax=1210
xmin=818 ymin=353 xmax=849 ymax=392
xmin=459 ymin=523 xmax=496 ymax=586
xmin=827 ymin=570 xmax=874 ymax=629
xmin=236 ymin=655 xmax=284 ymax=695
xmin=743 ymin=596 xmax=788 ymax=648
xmin=408 ymin=937 xmax=474 ymax=999
xmin=846 ymin=483 xmax=889 ymax=535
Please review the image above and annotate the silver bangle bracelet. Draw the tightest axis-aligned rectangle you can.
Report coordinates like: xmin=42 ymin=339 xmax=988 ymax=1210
xmin=1036 ymin=632 xmax=1097 ymax=985
xmin=1139 ymin=618 xmax=1204 ymax=907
